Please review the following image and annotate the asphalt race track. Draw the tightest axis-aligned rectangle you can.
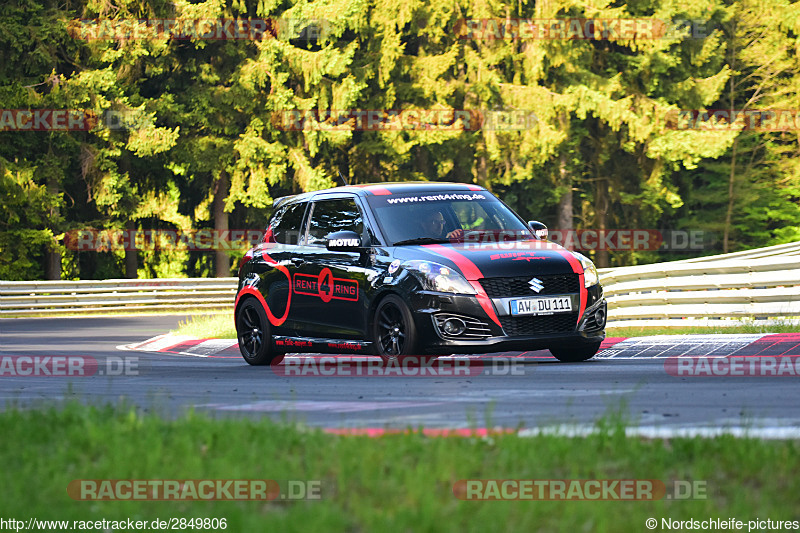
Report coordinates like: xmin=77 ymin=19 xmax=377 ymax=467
xmin=2 ymin=316 xmax=800 ymax=438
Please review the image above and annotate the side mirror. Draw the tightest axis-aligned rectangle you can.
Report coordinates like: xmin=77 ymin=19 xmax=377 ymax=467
xmin=528 ymin=220 xmax=548 ymax=240
xmin=326 ymin=230 xmax=364 ymax=251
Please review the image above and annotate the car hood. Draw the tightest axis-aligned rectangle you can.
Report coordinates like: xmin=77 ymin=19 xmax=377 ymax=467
xmin=391 ymin=239 xmax=584 ymax=280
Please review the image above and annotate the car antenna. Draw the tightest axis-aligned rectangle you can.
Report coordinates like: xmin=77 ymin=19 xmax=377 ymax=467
xmin=337 ymin=170 xmax=349 ymax=186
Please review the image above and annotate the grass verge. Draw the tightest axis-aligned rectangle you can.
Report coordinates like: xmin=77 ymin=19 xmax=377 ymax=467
xmin=171 ymin=313 xmax=234 ymax=339
xmin=172 ymin=313 xmax=800 ymax=340
xmin=2 ymin=403 xmax=799 ymax=530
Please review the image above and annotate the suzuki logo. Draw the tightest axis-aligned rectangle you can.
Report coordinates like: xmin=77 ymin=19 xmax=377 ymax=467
xmin=528 ymin=277 xmax=544 ymax=293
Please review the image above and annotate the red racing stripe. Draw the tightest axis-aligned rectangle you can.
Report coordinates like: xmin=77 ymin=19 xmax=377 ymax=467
xmin=262 ymin=224 xmax=274 ymax=243
xmin=423 ymin=244 xmax=502 ymax=328
xmin=556 ymin=251 xmax=587 ymax=326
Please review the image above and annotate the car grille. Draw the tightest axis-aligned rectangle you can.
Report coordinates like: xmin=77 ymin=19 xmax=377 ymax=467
xmin=479 ymin=274 xmax=580 ymax=298
xmin=499 ymin=313 xmax=578 ymax=336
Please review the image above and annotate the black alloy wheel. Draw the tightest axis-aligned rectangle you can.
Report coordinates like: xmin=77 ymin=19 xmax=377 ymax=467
xmin=373 ymin=294 xmax=418 ymax=364
xmin=236 ymin=297 xmax=283 ymax=365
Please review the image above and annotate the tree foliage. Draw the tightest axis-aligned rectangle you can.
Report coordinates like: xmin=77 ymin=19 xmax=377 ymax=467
xmin=1 ymin=0 xmax=798 ymax=279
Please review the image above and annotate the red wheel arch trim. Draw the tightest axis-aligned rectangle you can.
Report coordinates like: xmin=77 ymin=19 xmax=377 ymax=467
xmin=235 ymin=251 xmax=292 ymax=327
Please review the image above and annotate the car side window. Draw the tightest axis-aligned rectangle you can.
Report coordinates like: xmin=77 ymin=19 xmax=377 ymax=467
xmin=306 ymin=198 xmax=364 ymax=246
xmin=271 ymin=202 xmax=307 ymax=245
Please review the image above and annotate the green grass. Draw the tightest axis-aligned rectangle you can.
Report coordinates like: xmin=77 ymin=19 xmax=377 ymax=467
xmin=1 ymin=403 xmax=799 ymax=531
xmin=172 ymin=313 xmax=800 ymax=340
xmin=171 ymin=313 xmax=234 ymax=338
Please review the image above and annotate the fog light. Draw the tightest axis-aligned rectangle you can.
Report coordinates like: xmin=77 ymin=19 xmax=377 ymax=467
xmin=595 ymin=308 xmax=606 ymax=328
xmin=443 ymin=318 xmax=466 ymax=336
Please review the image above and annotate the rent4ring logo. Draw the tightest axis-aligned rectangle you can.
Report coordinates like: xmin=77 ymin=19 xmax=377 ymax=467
xmin=293 ymin=269 xmax=359 ymax=302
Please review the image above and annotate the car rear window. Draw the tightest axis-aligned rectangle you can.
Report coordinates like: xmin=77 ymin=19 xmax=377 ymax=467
xmin=270 ymin=202 xmax=307 ymax=245
xmin=306 ymin=198 xmax=364 ymax=246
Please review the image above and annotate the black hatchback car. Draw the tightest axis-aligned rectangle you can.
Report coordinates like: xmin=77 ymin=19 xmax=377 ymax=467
xmin=235 ymin=182 xmax=606 ymax=365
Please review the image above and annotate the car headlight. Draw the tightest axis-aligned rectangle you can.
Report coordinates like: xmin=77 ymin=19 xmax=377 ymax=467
xmin=572 ymin=252 xmax=599 ymax=288
xmin=402 ymin=260 xmax=477 ymax=295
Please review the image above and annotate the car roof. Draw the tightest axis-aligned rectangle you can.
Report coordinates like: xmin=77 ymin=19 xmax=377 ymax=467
xmin=272 ymin=181 xmax=487 ymax=209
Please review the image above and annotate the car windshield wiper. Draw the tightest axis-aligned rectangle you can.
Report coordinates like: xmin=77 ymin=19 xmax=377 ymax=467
xmin=391 ymin=237 xmax=451 ymax=246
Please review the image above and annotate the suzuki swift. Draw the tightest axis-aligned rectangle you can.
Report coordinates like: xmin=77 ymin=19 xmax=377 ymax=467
xmin=235 ymin=182 xmax=606 ymax=365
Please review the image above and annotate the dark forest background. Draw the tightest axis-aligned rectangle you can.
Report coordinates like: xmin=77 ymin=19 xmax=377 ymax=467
xmin=2 ymin=0 xmax=798 ymax=279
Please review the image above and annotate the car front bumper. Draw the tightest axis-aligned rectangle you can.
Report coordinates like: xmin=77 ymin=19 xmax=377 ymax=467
xmin=407 ymin=288 xmax=606 ymax=355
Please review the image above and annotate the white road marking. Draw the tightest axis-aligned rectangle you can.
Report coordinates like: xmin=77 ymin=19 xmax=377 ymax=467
xmin=117 ymin=334 xmax=200 ymax=353
xmin=519 ymin=419 xmax=800 ymax=440
xmin=189 ymin=339 xmax=240 ymax=356
xmin=596 ymin=334 xmax=769 ymax=359
xmin=196 ymin=400 xmax=443 ymax=413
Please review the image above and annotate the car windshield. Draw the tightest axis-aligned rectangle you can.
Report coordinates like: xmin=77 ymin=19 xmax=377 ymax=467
xmin=365 ymin=191 xmax=532 ymax=245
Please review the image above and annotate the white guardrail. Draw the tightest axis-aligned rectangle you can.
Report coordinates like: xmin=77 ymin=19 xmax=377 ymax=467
xmin=598 ymin=241 xmax=800 ymax=327
xmin=0 ymin=278 xmax=238 ymax=315
xmin=0 ymin=242 xmax=799 ymax=325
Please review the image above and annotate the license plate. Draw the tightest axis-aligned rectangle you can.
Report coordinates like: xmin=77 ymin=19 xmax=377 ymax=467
xmin=510 ymin=296 xmax=572 ymax=316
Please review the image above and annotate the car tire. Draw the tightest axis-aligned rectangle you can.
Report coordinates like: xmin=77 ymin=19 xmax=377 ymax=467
xmin=372 ymin=294 xmax=419 ymax=364
xmin=236 ymin=297 xmax=284 ymax=366
xmin=549 ymin=342 xmax=601 ymax=362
